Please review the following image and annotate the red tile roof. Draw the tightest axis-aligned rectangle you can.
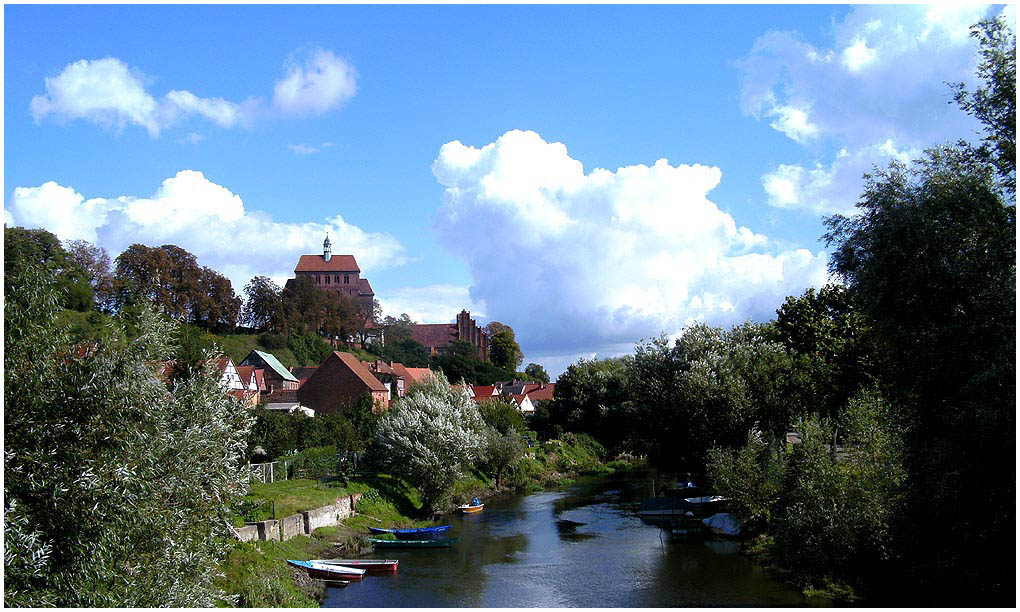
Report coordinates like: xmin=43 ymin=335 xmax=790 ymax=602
xmin=472 ymin=385 xmax=498 ymax=397
xmin=359 ymin=278 xmax=374 ymax=296
xmin=235 ymin=365 xmax=256 ymax=388
xmin=526 ymin=383 xmax=556 ymax=402
xmin=402 ymin=367 xmax=434 ymax=384
xmin=253 ymin=368 xmax=266 ymax=391
xmin=336 ymin=352 xmax=387 ymax=392
xmin=410 ymin=323 xmax=455 ymax=348
xmin=294 ymin=254 xmax=361 ymax=273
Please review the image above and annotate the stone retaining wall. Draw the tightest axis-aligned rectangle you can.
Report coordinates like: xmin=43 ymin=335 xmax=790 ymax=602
xmin=235 ymin=493 xmax=363 ymax=542
xmin=235 ymin=524 xmax=259 ymax=542
xmin=281 ymin=513 xmax=305 ymax=540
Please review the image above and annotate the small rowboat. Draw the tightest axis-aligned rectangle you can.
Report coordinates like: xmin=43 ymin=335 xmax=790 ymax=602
xmin=308 ymin=559 xmax=399 ymax=573
xmin=456 ymin=498 xmax=484 ymax=514
xmin=287 ymin=559 xmax=366 ymax=580
xmin=370 ymin=537 xmax=459 ymax=548
xmin=369 ymin=525 xmax=452 ymax=540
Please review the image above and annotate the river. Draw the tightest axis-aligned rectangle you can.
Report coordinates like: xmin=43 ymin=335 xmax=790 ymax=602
xmin=324 ymin=471 xmax=830 ymax=607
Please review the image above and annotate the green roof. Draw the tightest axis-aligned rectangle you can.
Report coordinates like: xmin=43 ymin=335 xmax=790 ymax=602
xmin=250 ymin=350 xmax=299 ymax=382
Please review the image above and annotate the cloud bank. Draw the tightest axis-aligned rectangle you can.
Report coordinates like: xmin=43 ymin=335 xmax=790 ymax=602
xmin=30 ymin=49 xmax=357 ymax=137
xmin=431 ymin=130 xmax=829 ymax=357
xmin=7 ymin=170 xmax=407 ymax=294
xmin=739 ymin=4 xmax=1008 ymax=214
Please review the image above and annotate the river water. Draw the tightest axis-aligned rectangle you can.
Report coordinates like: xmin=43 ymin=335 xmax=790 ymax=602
xmin=324 ymin=472 xmax=829 ymax=607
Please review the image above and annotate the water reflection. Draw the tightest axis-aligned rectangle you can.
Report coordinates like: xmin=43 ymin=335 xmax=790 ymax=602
xmin=324 ymin=472 xmax=827 ymax=607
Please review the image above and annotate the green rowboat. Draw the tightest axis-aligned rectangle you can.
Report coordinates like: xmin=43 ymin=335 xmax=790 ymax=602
xmin=369 ymin=537 xmax=459 ymax=548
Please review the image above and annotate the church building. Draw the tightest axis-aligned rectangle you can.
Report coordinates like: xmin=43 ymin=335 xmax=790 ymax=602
xmin=291 ymin=236 xmax=375 ymax=309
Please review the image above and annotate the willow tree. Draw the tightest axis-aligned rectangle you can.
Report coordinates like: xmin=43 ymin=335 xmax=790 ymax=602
xmin=375 ymin=374 xmax=488 ymax=511
xmin=4 ymin=263 xmax=253 ymax=607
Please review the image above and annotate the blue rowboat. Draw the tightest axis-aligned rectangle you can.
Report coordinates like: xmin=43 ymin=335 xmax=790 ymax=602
xmin=368 ymin=525 xmax=452 ymax=540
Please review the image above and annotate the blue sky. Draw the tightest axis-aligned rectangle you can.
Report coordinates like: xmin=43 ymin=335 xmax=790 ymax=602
xmin=4 ymin=4 xmax=1011 ymax=376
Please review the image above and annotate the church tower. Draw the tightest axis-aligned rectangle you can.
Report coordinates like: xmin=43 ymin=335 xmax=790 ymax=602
xmin=323 ymin=234 xmax=332 ymax=262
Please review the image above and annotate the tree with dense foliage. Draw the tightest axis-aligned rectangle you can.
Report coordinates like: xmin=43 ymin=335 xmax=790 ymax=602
xmin=278 ymin=276 xmax=358 ymax=339
xmin=482 ymin=429 xmax=526 ymax=488
xmin=824 ymin=149 xmax=1014 ymax=599
xmin=374 ymin=373 xmax=488 ymax=512
xmin=4 ymin=263 xmax=253 ymax=606
xmin=523 ymin=362 xmax=550 ymax=383
xmin=65 ymin=239 xmax=116 ymax=312
xmin=382 ymin=313 xmax=415 ymax=342
xmin=821 ymin=20 xmax=1014 ymax=601
xmin=241 ymin=275 xmax=283 ymax=331
xmin=546 ymin=356 xmax=632 ymax=453
xmin=950 ymin=16 xmax=1016 ymax=194
xmin=380 ymin=337 xmax=431 ymax=368
xmin=431 ymin=339 xmax=513 ymax=384
xmin=478 ymin=397 xmax=527 ymax=435
xmin=775 ymin=284 xmax=878 ymax=442
xmin=629 ymin=324 xmax=793 ymax=472
xmin=113 ymin=244 xmax=241 ymax=331
xmin=487 ymin=322 xmax=523 ymax=370
xmin=352 ymin=298 xmax=383 ymax=346
xmin=4 ymin=226 xmax=93 ymax=311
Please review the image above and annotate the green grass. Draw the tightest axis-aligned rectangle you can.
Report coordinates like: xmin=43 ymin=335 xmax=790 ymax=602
xmin=248 ymin=479 xmax=348 ymax=519
xmin=340 ymin=474 xmax=430 ymax=528
xmin=212 ymin=334 xmax=301 ymax=369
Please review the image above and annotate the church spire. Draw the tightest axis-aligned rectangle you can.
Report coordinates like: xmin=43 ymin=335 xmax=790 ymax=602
xmin=323 ymin=234 xmax=332 ymax=262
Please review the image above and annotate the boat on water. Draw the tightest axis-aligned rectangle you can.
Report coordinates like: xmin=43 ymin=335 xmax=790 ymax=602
xmin=370 ymin=537 xmax=460 ymax=548
xmin=286 ymin=559 xmax=366 ymax=581
xmin=456 ymin=497 xmax=484 ymax=514
xmin=638 ymin=492 xmax=727 ymax=519
xmin=308 ymin=559 xmax=399 ymax=572
xmin=683 ymin=495 xmax=728 ymax=514
xmin=368 ymin=525 xmax=452 ymax=540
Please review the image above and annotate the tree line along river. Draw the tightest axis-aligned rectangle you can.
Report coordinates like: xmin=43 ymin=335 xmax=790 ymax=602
xmin=324 ymin=471 xmax=832 ymax=607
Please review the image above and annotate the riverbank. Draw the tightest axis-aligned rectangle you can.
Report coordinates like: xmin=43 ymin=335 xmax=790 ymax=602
xmin=219 ymin=434 xmax=644 ymax=606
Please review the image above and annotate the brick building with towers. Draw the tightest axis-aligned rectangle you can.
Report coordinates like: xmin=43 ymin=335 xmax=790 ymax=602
xmin=290 ymin=235 xmax=375 ymax=309
xmin=410 ymin=310 xmax=489 ymax=361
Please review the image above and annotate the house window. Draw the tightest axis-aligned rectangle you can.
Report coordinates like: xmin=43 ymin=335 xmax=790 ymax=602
xmin=334 ymin=275 xmax=340 ymax=283
xmin=325 ymin=275 xmax=330 ymax=284
xmin=316 ymin=275 xmax=321 ymax=284
xmin=344 ymin=274 xmax=350 ymax=284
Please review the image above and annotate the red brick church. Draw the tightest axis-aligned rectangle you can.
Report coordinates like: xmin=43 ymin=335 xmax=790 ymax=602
xmin=290 ymin=235 xmax=375 ymax=309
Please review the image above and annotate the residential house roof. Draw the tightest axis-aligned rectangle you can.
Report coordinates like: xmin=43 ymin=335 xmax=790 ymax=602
xmin=502 ymin=382 xmax=540 ymax=397
xmin=336 ymin=352 xmax=388 ymax=392
xmin=508 ymin=394 xmax=536 ymax=412
xmin=525 ymin=383 xmax=556 ymax=402
xmin=294 ymin=254 xmax=361 ymax=273
xmin=252 ymin=368 xmax=266 ymax=391
xmin=402 ymin=367 xmax=434 ymax=385
xmin=248 ymin=350 xmax=299 ymax=382
xmin=235 ymin=365 xmax=257 ymax=390
xmin=472 ymin=385 xmax=499 ymax=397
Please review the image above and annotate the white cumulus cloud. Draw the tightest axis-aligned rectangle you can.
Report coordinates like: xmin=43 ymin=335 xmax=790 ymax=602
xmin=762 ymin=140 xmax=923 ymax=215
xmin=30 ymin=49 xmax=357 ymax=137
xmin=273 ymin=49 xmax=357 ymax=116
xmin=739 ymin=4 xmax=1004 ymax=214
xmin=377 ymin=285 xmax=487 ymax=324
xmin=6 ymin=170 xmax=408 ymax=295
xmin=431 ymin=130 xmax=830 ymax=356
